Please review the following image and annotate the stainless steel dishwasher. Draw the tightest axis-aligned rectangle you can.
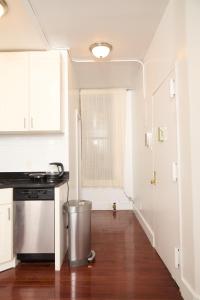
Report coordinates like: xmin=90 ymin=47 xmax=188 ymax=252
xmin=13 ymin=188 xmax=55 ymax=261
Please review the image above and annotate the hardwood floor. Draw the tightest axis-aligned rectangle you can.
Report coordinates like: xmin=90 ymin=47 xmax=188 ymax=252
xmin=0 ymin=211 xmax=183 ymax=300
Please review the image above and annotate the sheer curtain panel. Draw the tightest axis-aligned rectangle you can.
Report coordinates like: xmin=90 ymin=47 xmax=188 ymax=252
xmin=81 ymin=89 xmax=126 ymax=187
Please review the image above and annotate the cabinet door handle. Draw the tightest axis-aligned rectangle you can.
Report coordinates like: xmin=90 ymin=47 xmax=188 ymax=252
xmin=24 ymin=118 xmax=26 ymax=129
xmin=8 ymin=207 xmax=11 ymax=220
xmin=31 ymin=117 xmax=33 ymax=129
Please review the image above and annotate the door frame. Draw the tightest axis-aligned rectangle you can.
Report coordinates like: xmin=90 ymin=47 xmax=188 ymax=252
xmin=151 ymin=66 xmax=181 ymax=286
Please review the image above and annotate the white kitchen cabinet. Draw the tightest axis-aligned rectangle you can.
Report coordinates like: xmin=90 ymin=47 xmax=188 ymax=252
xmin=0 ymin=189 xmax=15 ymax=272
xmin=0 ymin=53 xmax=29 ymax=131
xmin=29 ymin=52 xmax=61 ymax=131
xmin=0 ymin=204 xmax=12 ymax=264
xmin=55 ymin=183 xmax=68 ymax=271
xmin=0 ymin=51 xmax=62 ymax=133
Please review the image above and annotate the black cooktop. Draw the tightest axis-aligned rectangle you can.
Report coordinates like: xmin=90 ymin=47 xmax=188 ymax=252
xmin=0 ymin=172 xmax=69 ymax=189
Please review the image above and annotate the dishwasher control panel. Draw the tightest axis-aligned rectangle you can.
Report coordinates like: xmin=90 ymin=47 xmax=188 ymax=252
xmin=13 ymin=188 xmax=54 ymax=201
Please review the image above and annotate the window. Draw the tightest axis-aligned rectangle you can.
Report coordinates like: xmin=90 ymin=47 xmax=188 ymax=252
xmin=81 ymin=89 xmax=126 ymax=187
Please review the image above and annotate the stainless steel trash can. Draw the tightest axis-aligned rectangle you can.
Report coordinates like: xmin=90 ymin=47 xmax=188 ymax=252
xmin=63 ymin=200 xmax=95 ymax=267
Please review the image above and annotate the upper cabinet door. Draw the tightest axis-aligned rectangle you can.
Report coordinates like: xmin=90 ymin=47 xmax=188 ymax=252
xmin=0 ymin=53 xmax=29 ymax=131
xmin=29 ymin=51 xmax=61 ymax=131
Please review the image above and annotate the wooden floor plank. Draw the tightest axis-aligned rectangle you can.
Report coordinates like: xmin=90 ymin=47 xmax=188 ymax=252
xmin=0 ymin=211 xmax=183 ymax=300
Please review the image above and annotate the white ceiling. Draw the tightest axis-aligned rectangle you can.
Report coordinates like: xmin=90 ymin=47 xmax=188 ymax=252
xmin=0 ymin=0 xmax=46 ymax=50
xmin=28 ymin=0 xmax=169 ymax=60
xmin=0 ymin=0 xmax=169 ymax=88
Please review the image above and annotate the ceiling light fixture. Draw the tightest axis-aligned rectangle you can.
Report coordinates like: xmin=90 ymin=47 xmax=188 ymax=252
xmin=0 ymin=0 xmax=8 ymax=18
xmin=89 ymin=42 xmax=112 ymax=59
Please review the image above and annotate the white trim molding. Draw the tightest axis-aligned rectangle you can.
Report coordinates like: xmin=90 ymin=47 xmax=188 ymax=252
xmin=133 ymin=206 xmax=200 ymax=300
xmin=180 ymin=277 xmax=200 ymax=300
xmin=71 ymin=57 xmax=146 ymax=99
xmin=0 ymin=257 xmax=17 ymax=272
xmin=133 ymin=206 xmax=155 ymax=247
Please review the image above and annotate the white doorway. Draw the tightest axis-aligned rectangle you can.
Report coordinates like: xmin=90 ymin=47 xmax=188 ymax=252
xmin=80 ymin=88 xmax=134 ymax=210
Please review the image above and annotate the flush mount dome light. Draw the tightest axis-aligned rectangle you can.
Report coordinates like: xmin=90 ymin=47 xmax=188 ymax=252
xmin=0 ymin=0 xmax=8 ymax=18
xmin=89 ymin=42 xmax=112 ymax=59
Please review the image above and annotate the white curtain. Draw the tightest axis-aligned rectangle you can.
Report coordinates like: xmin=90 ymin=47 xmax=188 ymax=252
xmin=81 ymin=89 xmax=126 ymax=187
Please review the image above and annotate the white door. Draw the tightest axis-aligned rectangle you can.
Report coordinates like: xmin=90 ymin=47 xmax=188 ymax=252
xmin=153 ymin=71 xmax=180 ymax=284
xmin=0 ymin=53 xmax=29 ymax=131
xmin=0 ymin=204 xmax=12 ymax=264
xmin=29 ymin=51 xmax=61 ymax=131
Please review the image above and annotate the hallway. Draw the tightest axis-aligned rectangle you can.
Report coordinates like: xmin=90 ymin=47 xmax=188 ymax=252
xmin=0 ymin=211 xmax=182 ymax=300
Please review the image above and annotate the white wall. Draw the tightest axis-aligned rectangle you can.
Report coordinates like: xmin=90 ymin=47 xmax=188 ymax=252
xmin=133 ymin=0 xmax=200 ymax=299
xmin=0 ymin=134 xmax=68 ymax=171
xmin=0 ymin=51 xmax=69 ymax=172
xmin=68 ymin=54 xmax=80 ymax=200
xmin=73 ymin=61 xmax=139 ymax=89
xmin=185 ymin=0 xmax=200 ymax=295
xmin=133 ymin=68 xmax=154 ymax=233
xmin=81 ymin=188 xmax=132 ymax=210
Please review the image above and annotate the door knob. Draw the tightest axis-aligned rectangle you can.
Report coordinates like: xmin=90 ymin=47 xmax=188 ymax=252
xmin=150 ymin=171 xmax=157 ymax=185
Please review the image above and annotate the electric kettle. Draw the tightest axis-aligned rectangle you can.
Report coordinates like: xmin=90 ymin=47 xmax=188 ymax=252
xmin=46 ymin=162 xmax=65 ymax=182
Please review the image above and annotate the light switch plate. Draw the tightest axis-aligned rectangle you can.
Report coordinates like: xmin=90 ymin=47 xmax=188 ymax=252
xmin=158 ymin=127 xmax=168 ymax=142
xmin=145 ymin=132 xmax=152 ymax=148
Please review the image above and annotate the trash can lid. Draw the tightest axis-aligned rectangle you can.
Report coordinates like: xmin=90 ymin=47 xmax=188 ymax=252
xmin=64 ymin=200 xmax=92 ymax=213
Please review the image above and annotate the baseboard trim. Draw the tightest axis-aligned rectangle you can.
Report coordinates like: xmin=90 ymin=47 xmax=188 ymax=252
xmin=0 ymin=257 xmax=17 ymax=272
xmin=133 ymin=206 xmax=155 ymax=247
xmin=133 ymin=208 xmax=200 ymax=300
xmin=180 ymin=276 xmax=200 ymax=300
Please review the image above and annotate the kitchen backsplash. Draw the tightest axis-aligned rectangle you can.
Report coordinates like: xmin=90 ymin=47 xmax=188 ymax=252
xmin=0 ymin=134 xmax=69 ymax=172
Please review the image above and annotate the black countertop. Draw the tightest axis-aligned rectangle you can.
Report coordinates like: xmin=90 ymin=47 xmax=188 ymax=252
xmin=0 ymin=172 xmax=69 ymax=189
